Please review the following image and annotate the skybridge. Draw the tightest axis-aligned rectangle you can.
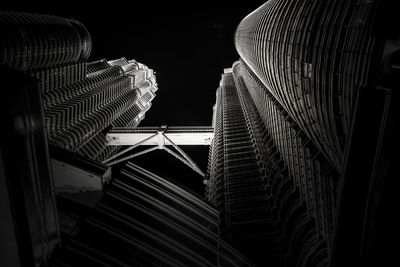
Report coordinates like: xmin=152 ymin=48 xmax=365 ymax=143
xmin=103 ymin=126 xmax=214 ymax=178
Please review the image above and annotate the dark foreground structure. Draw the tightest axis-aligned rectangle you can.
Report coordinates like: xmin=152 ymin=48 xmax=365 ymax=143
xmin=1 ymin=1 xmax=400 ymax=267
xmin=206 ymin=1 xmax=399 ymax=266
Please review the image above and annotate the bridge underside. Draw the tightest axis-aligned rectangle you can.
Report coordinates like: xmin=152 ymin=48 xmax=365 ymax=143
xmin=103 ymin=126 xmax=214 ymax=179
xmin=106 ymin=126 xmax=214 ymax=146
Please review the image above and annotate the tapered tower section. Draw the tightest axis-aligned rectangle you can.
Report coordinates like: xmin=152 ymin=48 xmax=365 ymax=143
xmin=207 ymin=1 xmax=399 ymax=266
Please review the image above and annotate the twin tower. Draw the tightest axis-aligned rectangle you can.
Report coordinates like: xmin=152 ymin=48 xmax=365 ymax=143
xmin=1 ymin=1 xmax=399 ymax=267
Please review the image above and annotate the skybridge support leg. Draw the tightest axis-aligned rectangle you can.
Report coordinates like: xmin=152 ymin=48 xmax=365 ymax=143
xmin=103 ymin=129 xmax=209 ymax=178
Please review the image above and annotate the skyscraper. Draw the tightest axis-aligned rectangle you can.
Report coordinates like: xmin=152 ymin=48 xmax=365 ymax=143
xmin=47 ymin=56 xmax=158 ymax=162
xmin=206 ymin=1 xmax=399 ymax=266
xmin=0 ymin=11 xmax=157 ymax=162
xmin=1 ymin=2 xmax=399 ymax=266
xmin=0 ymin=11 xmax=253 ymax=266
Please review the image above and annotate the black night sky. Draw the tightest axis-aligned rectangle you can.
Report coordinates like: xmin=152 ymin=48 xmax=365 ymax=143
xmin=1 ymin=1 xmax=265 ymax=196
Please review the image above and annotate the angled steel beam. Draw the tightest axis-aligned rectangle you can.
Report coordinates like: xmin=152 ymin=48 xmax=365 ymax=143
xmin=106 ymin=126 xmax=214 ymax=146
xmin=102 ymin=126 xmax=213 ymax=178
xmin=163 ymin=134 xmax=205 ymax=177
xmin=163 ymin=146 xmax=205 ymax=177
xmin=102 ymin=132 xmax=158 ymax=164
xmin=106 ymin=146 xmax=159 ymax=166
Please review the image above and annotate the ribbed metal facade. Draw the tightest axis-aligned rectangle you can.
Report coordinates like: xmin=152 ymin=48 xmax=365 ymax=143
xmin=207 ymin=65 xmax=331 ymax=266
xmin=0 ymin=11 xmax=157 ymax=162
xmin=0 ymin=11 xmax=91 ymax=72
xmin=207 ymin=70 xmax=282 ymax=266
xmin=52 ymin=156 xmax=254 ymax=266
xmin=235 ymin=0 xmax=379 ymax=170
xmin=72 ymin=57 xmax=157 ymax=161
xmin=235 ymin=60 xmax=338 ymax=247
xmin=42 ymin=56 xmax=157 ymax=161
xmin=207 ymin=1 xmax=387 ymax=266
